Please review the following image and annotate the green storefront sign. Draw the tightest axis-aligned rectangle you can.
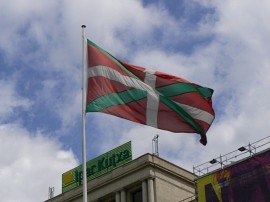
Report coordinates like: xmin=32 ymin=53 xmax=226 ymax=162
xmin=62 ymin=141 xmax=132 ymax=193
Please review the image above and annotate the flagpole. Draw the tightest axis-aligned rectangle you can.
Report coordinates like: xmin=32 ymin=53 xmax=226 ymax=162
xmin=81 ymin=25 xmax=87 ymax=202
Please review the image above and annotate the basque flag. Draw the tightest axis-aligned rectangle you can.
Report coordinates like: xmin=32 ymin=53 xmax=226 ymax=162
xmin=86 ymin=39 xmax=215 ymax=145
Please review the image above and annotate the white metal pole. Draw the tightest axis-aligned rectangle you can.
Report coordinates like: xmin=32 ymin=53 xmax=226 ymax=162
xmin=81 ymin=25 xmax=87 ymax=202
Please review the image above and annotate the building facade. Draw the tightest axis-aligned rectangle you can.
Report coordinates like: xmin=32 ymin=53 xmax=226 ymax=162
xmin=45 ymin=154 xmax=195 ymax=202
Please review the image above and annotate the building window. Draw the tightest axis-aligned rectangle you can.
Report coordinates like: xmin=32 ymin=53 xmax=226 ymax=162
xmin=132 ymin=189 xmax=142 ymax=202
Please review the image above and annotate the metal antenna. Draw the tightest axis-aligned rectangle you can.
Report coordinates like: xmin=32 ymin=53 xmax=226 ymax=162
xmin=48 ymin=187 xmax=54 ymax=199
xmin=152 ymin=134 xmax=159 ymax=156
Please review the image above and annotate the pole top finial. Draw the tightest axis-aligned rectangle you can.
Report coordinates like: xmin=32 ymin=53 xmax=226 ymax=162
xmin=82 ymin=25 xmax=86 ymax=28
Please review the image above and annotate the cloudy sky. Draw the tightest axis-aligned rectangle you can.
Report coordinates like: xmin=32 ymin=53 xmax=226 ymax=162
xmin=1 ymin=0 xmax=270 ymax=201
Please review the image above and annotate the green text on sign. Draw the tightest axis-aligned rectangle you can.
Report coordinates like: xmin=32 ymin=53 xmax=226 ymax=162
xmin=62 ymin=141 xmax=132 ymax=193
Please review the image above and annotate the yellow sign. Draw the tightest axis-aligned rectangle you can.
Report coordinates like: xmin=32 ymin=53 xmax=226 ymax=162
xmin=63 ymin=171 xmax=74 ymax=185
xmin=197 ymin=170 xmax=231 ymax=202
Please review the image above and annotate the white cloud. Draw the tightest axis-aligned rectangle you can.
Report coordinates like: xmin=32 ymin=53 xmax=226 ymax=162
xmin=0 ymin=79 xmax=32 ymax=121
xmin=0 ymin=0 xmax=61 ymax=56
xmin=0 ymin=71 xmax=77 ymax=202
xmin=61 ymin=0 xmax=181 ymax=57
xmin=172 ymin=0 xmax=270 ymax=166
xmin=0 ymin=123 xmax=78 ymax=202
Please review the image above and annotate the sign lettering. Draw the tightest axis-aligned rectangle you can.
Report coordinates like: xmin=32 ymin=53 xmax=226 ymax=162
xmin=62 ymin=141 xmax=132 ymax=193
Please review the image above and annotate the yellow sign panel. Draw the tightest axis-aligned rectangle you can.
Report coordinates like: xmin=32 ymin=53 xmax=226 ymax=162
xmin=197 ymin=170 xmax=231 ymax=202
xmin=63 ymin=171 xmax=74 ymax=185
